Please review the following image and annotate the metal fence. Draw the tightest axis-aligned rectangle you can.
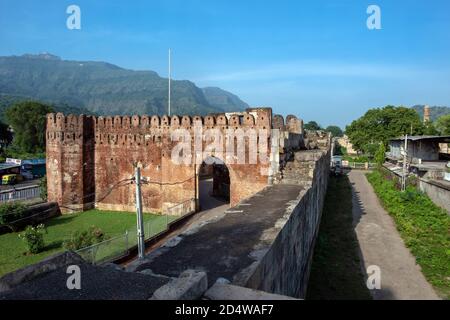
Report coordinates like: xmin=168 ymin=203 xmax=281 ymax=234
xmin=76 ymin=198 xmax=196 ymax=265
xmin=0 ymin=185 xmax=41 ymax=203
xmin=341 ymin=161 xmax=375 ymax=170
xmin=164 ymin=198 xmax=196 ymax=217
xmin=76 ymin=232 xmax=130 ymax=265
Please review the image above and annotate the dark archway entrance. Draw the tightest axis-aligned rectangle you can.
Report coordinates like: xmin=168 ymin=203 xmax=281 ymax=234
xmin=198 ymin=157 xmax=230 ymax=211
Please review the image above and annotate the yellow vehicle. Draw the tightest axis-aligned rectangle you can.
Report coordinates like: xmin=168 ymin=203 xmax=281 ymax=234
xmin=2 ymin=174 xmax=23 ymax=185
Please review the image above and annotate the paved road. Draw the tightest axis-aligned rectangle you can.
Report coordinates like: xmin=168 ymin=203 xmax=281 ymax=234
xmin=348 ymin=170 xmax=440 ymax=300
xmin=135 ymin=178 xmax=229 ymax=259
xmin=199 ymin=178 xmax=227 ymax=211
xmin=0 ymin=179 xmax=40 ymax=192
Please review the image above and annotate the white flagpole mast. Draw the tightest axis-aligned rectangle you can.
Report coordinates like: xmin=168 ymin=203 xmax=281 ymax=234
xmin=168 ymin=48 xmax=171 ymax=116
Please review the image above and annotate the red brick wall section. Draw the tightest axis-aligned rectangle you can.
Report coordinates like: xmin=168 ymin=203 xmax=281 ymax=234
xmin=46 ymin=108 xmax=301 ymax=213
xmin=46 ymin=113 xmax=95 ymax=212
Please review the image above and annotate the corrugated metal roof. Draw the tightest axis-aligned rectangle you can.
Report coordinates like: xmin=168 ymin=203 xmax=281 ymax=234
xmin=22 ymin=159 xmax=46 ymax=165
xmin=0 ymin=163 xmax=20 ymax=170
xmin=390 ymin=135 xmax=450 ymax=142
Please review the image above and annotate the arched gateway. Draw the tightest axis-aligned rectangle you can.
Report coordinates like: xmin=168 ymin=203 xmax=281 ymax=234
xmin=197 ymin=157 xmax=230 ymax=211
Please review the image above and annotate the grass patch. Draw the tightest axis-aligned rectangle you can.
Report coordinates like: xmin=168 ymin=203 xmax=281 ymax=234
xmin=306 ymin=175 xmax=372 ymax=300
xmin=366 ymin=170 xmax=450 ymax=299
xmin=0 ymin=209 xmax=174 ymax=276
xmin=342 ymin=155 xmax=370 ymax=163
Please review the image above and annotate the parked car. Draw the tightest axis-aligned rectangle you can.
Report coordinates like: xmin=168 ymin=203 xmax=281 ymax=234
xmin=331 ymin=155 xmax=343 ymax=176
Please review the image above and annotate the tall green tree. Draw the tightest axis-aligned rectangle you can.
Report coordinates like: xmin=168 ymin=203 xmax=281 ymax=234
xmin=5 ymin=101 xmax=53 ymax=154
xmin=325 ymin=125 xmax=343 ymax=137
xmin=435 ymin=114 xmax=450 ymax=135
xmin=374 ymin=143 xmax=386 ymax=168
xmin=345 ymin=106 xmax=424 ymax=155
xmin=304 ymin=121 xmax=322 ymax=131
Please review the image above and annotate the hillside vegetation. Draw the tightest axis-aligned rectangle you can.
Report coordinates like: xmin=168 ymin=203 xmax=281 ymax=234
xmin=0 ymin=53 xmax=248 ymax=117
xmin=412 ymin=105 xmax=450 ymax=122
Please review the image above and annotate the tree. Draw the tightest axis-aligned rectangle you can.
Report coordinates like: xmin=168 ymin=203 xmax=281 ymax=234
xmin=325 ymin=125 xmax=343 ymax=137
xmin=5 ymin=101 xmax=53 ymax=154
xmin=345 ymin=106 xmax=424 ymax=155
xmin=374 ymin=143 xmax=386 ymax=168
xmin=423 ymin=120 xmax=439 ymax=136
xmin=304 ymin=121 xmax=322 ymax=131
xmin=435 ymin=115 xmax=450 ymax=135
xmin=0 ymin=120 xmax=13 ymax=150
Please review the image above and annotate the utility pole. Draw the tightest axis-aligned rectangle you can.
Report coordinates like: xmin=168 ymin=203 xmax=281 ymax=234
xmin=168 ymin=48 xmax=171 ymax=116
xmin=401 ymin=134 xmax=408 ymax=192
xmin=134 ymin=166 xmax=145 ymax=259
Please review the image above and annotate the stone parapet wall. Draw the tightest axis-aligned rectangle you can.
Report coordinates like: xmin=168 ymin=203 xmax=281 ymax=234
xmin=241 ymin=137 xmax=331 ymax=298
xmin=418 ymin=178 xmax=450 ymax=214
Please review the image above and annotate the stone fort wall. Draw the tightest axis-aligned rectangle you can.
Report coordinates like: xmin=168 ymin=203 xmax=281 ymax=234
xmin=46 ymin=108 xmax=304 ymax=213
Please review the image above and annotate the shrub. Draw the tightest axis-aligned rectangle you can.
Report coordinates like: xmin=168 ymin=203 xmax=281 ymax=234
xmin=374 ymin=143 xmax=386 ymax=168
xmin=0 ymin=202 xmax=28 ymax=225
xmin=19 ymin=224 xmax=46 ymax=254
xmin=63 ymin=226 xmax=106 ymax=251
xmin=39 ymin=176 xmax=47 ymax=201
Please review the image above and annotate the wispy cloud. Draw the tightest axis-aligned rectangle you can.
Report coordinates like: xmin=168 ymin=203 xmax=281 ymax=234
xmin=194 ymin=60 xmax=442 ymax=83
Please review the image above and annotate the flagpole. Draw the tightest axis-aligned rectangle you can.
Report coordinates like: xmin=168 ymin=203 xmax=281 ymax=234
xmin=168 ymin=48 xmax=171 ymax=116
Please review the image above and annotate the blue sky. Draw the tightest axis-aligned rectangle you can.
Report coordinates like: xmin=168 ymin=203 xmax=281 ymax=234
xmin=1 ymin=0 xmax=450 ymax=128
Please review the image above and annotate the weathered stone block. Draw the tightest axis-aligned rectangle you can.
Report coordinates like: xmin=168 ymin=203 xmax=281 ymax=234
xmin=150 ymin=269 xmax=207 ymax=300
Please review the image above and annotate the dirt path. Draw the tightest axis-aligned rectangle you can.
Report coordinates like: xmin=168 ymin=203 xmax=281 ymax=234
xmin=348 ymin=170 xmax=440 ymax=300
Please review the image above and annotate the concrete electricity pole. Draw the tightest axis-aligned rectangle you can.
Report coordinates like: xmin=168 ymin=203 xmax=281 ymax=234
xmin=134 ymin=166 xmax=145 ymax=259
xmin=401 ymin=134 xmax=408 ymax=192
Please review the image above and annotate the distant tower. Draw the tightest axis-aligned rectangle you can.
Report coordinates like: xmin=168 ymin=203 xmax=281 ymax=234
xmin=423 ymin=105 xmax=431 ymax=123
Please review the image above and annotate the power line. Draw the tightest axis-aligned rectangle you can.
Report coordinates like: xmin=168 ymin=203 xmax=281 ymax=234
xmin=142 ymin=176 xmax=196 ymax=186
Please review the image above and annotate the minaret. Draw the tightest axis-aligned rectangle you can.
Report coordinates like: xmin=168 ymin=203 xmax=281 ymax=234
xmin=423 ymin=105 xmax=431 ymax=123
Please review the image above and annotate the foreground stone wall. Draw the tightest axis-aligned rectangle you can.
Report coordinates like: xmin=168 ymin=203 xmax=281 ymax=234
xmin=241 ymin=135 xmax=331 ymax=298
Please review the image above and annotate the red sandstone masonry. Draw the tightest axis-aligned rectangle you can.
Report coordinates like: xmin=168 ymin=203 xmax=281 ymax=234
xmin=46 ymin=108 xmax=302 ymax=214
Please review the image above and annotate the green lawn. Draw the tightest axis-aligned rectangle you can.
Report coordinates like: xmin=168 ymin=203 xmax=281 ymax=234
xmin=366 ymin=170 xmax=450 ymax=299
xmin=307 ymin=175 xmax=372 ymax=300
xmin=0 ymin=209 xmax=175 ymax=277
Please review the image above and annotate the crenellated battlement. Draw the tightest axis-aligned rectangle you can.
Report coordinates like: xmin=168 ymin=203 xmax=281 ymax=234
xmin=46 ymin=107 xmax=304 ymax=135
xmin=46 ymin=113 xmax=95 ymax=144
xmin=46 ymin=108 xmax=305 ymax=148
xmin=47 ymin=112 xmax=97 ymax=130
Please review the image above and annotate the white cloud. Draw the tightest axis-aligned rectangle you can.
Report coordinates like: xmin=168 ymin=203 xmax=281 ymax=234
xmin=194 ymin=60 xmax=442 ymax=83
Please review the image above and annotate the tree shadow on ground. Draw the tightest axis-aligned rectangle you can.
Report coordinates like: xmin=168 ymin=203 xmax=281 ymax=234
xmin=44 ymin=214 xmax=78 ymax=228
xmin=306 ymin=173 xmax=373 ymax=300
xmin=43 ymin=240 xmax=64 ymax=252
